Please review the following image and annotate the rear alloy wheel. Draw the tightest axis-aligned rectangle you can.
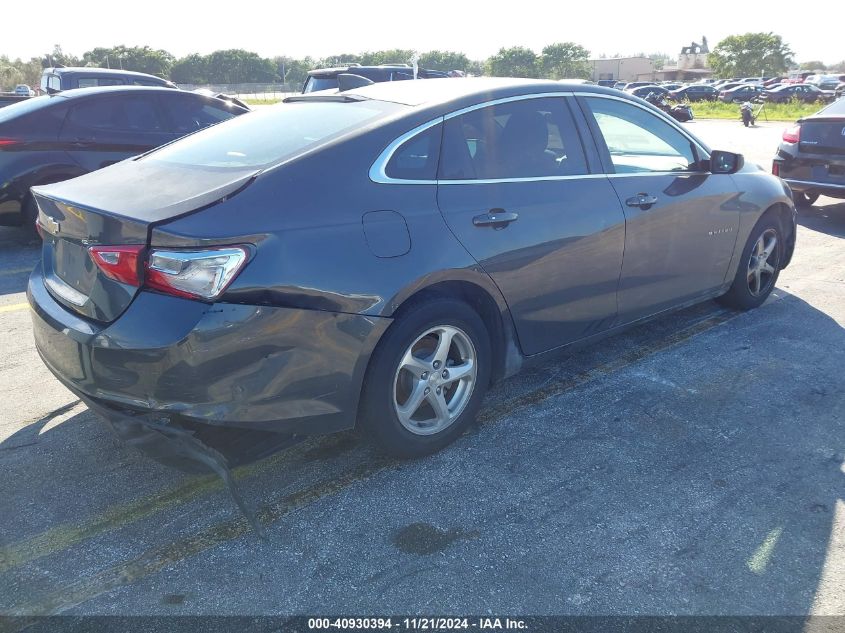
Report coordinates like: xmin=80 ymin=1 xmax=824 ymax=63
xmin=717 ymin=216 xmax=783 ymax=310
xmin=359 ymin=297 xmax=491 ymax=457
xmin=795 ymin=192 xmax=819 ymax=208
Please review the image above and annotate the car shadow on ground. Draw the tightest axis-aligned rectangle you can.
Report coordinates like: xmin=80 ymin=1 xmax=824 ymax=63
xmin=0 ymin=291 xmax=843 ymax=616
xmin=0 ymin=226 xmax=39 ymax=299
xmin=799 ymin=201 xmax=845 ymax=239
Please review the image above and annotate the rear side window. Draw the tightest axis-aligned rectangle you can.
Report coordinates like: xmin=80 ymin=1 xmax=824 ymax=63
xmin=159 ymin=94 xmax=239 ymax=134
xmin=385 ymin=124 xmax=441 ymax=180
xmin=64 ymin=96 xmax=164 ymax=133
xmin=76 ymin=77 xmax=126 ymax=88
xmin=147 ymin=99 xmax=401 ymax=169
xmin=439 ymin=96 xmax=588 ymax=180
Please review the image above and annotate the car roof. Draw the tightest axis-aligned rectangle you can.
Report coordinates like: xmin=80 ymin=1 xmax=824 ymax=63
xmin=341 ymin=77 xmax=622 ymax=107
xmin=46 ymin=85 xmax=197 ymax=100
xmin=43 ymin=66 xmax=167 ymax=80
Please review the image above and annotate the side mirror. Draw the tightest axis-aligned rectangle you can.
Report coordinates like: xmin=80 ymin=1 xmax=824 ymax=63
xmin=710 ymin=150 xmax=745 ymax=174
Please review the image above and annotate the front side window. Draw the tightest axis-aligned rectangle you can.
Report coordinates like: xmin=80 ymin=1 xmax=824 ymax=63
xmin=583 ymin=96 xmax=698 ymax=174
xmin=438 ymin=96 xmax=588 ymax=180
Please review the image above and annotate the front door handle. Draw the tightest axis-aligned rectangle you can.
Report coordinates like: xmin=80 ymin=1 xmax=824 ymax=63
xmin=472 ymin=209 xmax=519 ymax=229
xmin=625 ymin=193 xmax=658 ymax=210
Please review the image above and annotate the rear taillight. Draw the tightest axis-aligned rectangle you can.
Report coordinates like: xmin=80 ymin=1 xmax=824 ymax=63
xmin=145 ymin=247 xmax=249 ymax=300
xmin=783 ymin=124 xmax=801 ymax=143
xmin=0 ymin=138 xmax=19 ymax=147
xmin=89 ymin=245 xmax=145 ymax=286
xmin=772 ymin=162 xmax=780 ymax=176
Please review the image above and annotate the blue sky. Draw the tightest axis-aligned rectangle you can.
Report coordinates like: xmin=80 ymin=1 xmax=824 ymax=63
xmin=4 ymin=0 xmax=842 ymax=64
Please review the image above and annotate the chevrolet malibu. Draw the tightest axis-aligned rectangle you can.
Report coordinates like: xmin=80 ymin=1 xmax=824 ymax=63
xmin=28 ymin=79 xmax=797 ymax=458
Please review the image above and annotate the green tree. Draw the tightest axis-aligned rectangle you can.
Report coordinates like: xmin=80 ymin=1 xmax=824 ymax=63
xmin=708 ymin=33 xmax=794 ymax=78
xmin=418 ymin=50 xmax=471 ymax=73
xmin=81 ymin=46 xmax=174 ymax=78
xmin=486 ymin=46 xmax=539 ymax=78
xmin=41 ymin=45 xmax=79 ymax=68
xmin=799 ymin=60 xmax=827 ymax=71
xmin=540 ymin=42 xmax=590 ymax=79
xmin=274 ymin=56 xmax=316 ymax=90
xmin=170 ymin=53 xmax=209 ymax=84
xmin=0 ymin=57 xmax=24 ymax=90
xmin=204 ymin=49 xmax=278 ymax=83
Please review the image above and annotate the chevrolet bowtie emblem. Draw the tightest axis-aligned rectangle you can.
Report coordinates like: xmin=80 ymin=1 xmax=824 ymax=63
xmin=42 ymin=215 xmax=60 ymax=234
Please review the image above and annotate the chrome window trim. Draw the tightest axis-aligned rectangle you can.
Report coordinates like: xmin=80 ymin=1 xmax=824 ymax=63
xmin=368 ymin=117 xmax=444 ymax=185
xmin=370 ymin=91 xmax=584 ymax=185
xmin=369 ymin=90 xmax=712 ymax=185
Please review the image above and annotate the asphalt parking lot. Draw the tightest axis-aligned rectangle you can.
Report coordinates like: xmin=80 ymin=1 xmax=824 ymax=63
xmin=0 ymin=119 xmax=843 ymax=619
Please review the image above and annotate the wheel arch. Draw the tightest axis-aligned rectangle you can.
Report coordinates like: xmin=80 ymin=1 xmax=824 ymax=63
xmin=382 ymin=272 xmax=523 ymax=385
xmin=759 ymin=201 xmax=797 ymax=268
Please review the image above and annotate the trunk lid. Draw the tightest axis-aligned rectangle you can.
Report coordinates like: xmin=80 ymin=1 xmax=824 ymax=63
xmin=33 ymin=159 xmax=257 ymax=322
xmin=799 ymin=116 xmax=845 ymax=154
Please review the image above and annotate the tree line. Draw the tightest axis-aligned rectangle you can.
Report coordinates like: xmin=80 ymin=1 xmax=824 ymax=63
xmin=2 ymin=35 xmax=843 ymax=92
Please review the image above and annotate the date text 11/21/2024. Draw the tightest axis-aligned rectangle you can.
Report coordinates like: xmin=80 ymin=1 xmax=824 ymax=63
xmin=307 ymin=618 xmax=528 ymax=630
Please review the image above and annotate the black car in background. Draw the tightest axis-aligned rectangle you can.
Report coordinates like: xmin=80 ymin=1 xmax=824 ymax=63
xmin=762 ymin=84 xmax=832 ymax=104
xmin=303 ymin=65 xmax=450 ymax=93
xmin=773 ymin=97 xmax=845 ymax=207
xmin=0 ymin=86 xmax=248 ymax=228
xmin=720 ymin=84 xmax=764 ymax=103
xmin=41 ymin=67 xmax=177 ymax=92
xmin=669 ymin=84 xmax=718 ymax=102
xmin=626 ymin=85 xmax=669 ymax=99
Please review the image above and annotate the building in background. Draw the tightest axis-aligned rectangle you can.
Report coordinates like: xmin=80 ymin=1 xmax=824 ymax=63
xmin=644 ymin=37 xmax=714 ymax=82
xmin=589 ymin=57 xmax=654 ymax=83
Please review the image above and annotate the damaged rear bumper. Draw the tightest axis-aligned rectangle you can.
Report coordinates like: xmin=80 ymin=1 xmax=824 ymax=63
xmin=28 ymin=264 xmax=391 ymax=435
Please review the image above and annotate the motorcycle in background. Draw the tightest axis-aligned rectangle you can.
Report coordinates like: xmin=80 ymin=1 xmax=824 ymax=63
xmin=643 ymin=91 xmax=694 ymax=122
xmin=740 ymin=101 xmax=755 ymax=127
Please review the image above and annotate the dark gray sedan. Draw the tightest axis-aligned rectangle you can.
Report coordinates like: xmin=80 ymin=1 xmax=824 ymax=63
xmin=28 ymin=79 xmax=796 ymax=459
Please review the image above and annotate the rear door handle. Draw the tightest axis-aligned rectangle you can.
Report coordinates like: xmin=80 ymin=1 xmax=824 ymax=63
xmin=472 ymin=209 xmax=519 ymax=229
xmin=625 ymin=193 xmax=658 ymax=210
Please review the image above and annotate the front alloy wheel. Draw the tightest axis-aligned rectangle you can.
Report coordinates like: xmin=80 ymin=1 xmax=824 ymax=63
xmin=717 ymin=215 xmax=783 ymax=311
xmin=747 ymin=228 xmax=779 ymax=297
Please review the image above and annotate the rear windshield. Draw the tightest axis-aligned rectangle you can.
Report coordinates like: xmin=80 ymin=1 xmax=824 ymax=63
xmin=818 ymin=99 xmax=845 ymax=115
xmin=146 ymin=99 xmax=402 ymax=169
xmin=303 ymin=76 xmax=340 ymax=93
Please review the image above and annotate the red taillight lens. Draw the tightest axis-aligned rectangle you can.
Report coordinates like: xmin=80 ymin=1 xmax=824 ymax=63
xmin=0 ymin=138 xmax=19 ymax=148
xmin=88 ymin=245 xmax=145 ymax=286
xmin=144 ymin=247 xmax=249 ymax=301
xmin=782 ymin=124 xmax=801 ymax=143
xmin=772 ymin=162 xmax=780 ymax=176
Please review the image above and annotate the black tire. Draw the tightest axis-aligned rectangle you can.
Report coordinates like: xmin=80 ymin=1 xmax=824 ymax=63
xmin=795 ymin=192 xmax=819 ymax=208
xmin=358 ymin=296 xmax=492 ymax=458
xmin=717 ymin=215 xmax=783 ymax=311
xmin=21 ymin=195 xmax=39 ymax=236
